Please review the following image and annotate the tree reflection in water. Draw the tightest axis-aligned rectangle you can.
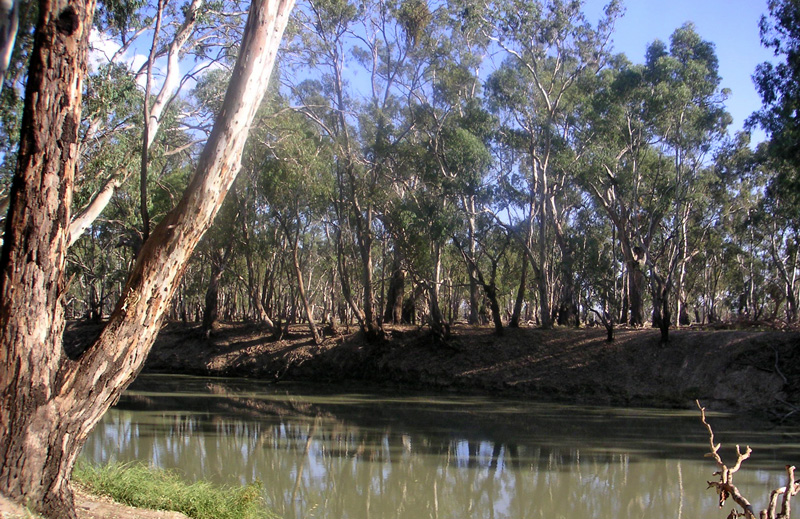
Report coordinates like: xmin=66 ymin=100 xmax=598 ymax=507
xmin=81 ymin=375 xmax=800 ymax=519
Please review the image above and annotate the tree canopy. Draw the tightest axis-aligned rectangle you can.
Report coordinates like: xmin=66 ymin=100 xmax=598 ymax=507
xmin=1 ymin=0 xmax=799 ymax=512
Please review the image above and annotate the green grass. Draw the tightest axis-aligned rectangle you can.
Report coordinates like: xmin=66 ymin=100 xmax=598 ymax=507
xmin=73 ymin=461 xmax=278 ymax=519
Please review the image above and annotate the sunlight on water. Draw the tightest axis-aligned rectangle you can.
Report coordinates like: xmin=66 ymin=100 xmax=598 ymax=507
xmin=82 ymin=375 xmax=800 ymax=519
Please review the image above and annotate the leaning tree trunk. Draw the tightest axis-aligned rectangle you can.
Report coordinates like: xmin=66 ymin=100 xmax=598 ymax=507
xmin=290 ymin=243 xmax=321 ymax=344
xmin=0 ymin=0 xmax=294 ymax=516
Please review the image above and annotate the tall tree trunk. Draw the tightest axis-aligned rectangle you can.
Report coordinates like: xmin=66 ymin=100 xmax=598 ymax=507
xmin=202 ymin=260 xmax=225 ymax=336
xmin=356 ymin=206 xmax=380 ymax=336
xmin=651 ymin=270 xmax=671 ymax=344
xmin=427 ymin=242 xmax=448 ymax=340
xmin=556 ymin=244 xmax=578 ymax=327
xmin=509 ymin=254 xmax=527 ymax=328
xmin=0 ymin=0 xmax=96 ymax=512
xmin=466 ymin=209 xmax=479 ymax=324
xmin=383 ymin=247 xmax=404 ymax=324
xmin=537 ymin=211 xmax=552 ymax=329
xmin=290 ymin=243 xmax=321 ymax=344
xmin=620 ymin=238 xmax=646 ymax=327
xmin=0 ymin=0 xmax=294 ymax=516
xmin=627 ymin=259 xmax=645 ymax=326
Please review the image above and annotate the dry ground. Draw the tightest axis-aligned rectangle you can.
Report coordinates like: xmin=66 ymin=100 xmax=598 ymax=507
xmin=0 ymin=487 xmax=188 ymax=519
xmin=141 ymin=321 xmax=800 ymax=417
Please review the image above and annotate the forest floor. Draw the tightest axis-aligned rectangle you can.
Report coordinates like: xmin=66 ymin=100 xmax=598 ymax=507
xmin=133 ymin=320 xmax=800 ymax=419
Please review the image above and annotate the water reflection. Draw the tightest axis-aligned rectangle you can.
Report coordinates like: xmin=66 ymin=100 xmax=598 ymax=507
xmin=82 ymin=375 xmax=800 ymax=519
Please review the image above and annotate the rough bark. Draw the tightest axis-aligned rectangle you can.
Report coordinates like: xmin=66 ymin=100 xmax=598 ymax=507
xmin=0 ymin=0 xmax=294 ymax=516
xmin=0 ymin=0 xmax=96 ymax=513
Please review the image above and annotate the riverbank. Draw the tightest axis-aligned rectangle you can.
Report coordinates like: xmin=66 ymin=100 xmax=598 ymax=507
xmin=128 ymin=321 xmax=800 ymax=419
xmin=0 ymin=488 xmax=189 ymax=519
xmin=0 ymin=461 xmax=269 ymax=519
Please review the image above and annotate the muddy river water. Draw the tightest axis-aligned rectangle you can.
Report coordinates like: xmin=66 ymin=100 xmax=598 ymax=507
xmin=82 ymin=374 xmax=800 ymax=519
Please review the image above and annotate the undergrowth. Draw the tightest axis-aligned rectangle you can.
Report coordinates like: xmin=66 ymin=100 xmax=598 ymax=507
xmin=73 ymin=461 xmax=277 ymax=519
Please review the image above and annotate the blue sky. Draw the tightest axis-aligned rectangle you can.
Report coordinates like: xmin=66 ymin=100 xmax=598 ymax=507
xmin=89 ymin=0 xmax=777 ymax=144
xmin=584 ymin=0 xmax=775 ymax=144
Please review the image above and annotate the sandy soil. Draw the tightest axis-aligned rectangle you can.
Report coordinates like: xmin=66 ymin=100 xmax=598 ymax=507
xmin=0 ymin=488 xmax=188 ymax=519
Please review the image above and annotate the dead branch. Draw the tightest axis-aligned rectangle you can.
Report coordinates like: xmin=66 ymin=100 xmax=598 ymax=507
xmin=697 ymin=400 xmax=800 ymax=519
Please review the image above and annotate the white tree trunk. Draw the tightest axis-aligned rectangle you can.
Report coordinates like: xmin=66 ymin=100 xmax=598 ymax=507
xmin=0 ymin=0 xmax=295 ymax=516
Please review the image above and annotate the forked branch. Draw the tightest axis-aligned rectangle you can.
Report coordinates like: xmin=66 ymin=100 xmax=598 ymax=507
xmin=697 ymin=400 xmax=799 ymax=519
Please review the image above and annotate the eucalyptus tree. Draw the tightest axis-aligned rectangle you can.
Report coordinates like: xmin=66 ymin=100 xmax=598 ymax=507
xmin=391 ymin=11 xmax=498 ymax=331
xmin=259 ymin=109 xmax=335 ymax=343
xmin=645 ymin=24 xmax=730 ymax=335
xmin=709 ymin=136 xmax=774 ymax=320
xmin=751 ymin=0 xmax=800 ymax=169
xmin=66 ymin=0 xmax=253 ymax=249
xmin=0 ymin=0 xmax=294 ymax=515
xmin=481 ymin=0 xmax=621 ymax=328
xmin=286 ymin=0 xmax=436 ymax=337
xmin=581 ymin=23 xmax=728 ymax=335
xmin=744 ymin=148 xmax=800 ymax=323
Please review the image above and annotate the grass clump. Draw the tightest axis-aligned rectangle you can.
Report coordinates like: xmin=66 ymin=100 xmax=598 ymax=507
xmin=73 ymin=461 xmax=276 ymax=519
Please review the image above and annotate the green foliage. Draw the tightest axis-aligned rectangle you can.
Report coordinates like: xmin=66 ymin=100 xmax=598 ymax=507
xmin=395 ymin=0 xmax=432 ymax=46
xmin=36 ymin=0 xmax=800 ymax=328
xmin=751 ymin=0 xmax=800 ymax=166
xmin=73 ymin=462 xmax=275 ymax=519
xmin=95 ymin=0 xmax=145 ymax=35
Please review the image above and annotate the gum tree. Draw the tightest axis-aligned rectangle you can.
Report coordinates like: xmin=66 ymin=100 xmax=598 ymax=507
xmin=0 ymin=0 xmax=295 ymax=516
xmin=481 ymin=0 xmax=621 ymax=328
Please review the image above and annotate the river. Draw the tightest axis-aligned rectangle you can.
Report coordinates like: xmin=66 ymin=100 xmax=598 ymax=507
xmin=81 ymin=374 xmax=800 ymax=519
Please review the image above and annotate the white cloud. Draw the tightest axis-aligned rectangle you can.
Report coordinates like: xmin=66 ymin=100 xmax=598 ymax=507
xmin=88 ymin=29 xmax=121 ymax=70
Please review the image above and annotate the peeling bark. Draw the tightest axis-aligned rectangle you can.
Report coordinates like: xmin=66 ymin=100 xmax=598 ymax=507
xmin=0 ymin=0 xmax=294 ymax=516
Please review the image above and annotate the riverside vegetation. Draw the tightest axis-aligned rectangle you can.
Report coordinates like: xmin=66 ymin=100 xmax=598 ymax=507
xmin=5 ymin=0 xmax=800 ymax=517
xmin=0 ymin=463 xmax=273 ymax=519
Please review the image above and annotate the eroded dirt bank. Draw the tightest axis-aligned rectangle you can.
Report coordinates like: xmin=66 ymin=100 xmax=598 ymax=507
xmin=123 ymin=322 xmax=800 ymax=419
